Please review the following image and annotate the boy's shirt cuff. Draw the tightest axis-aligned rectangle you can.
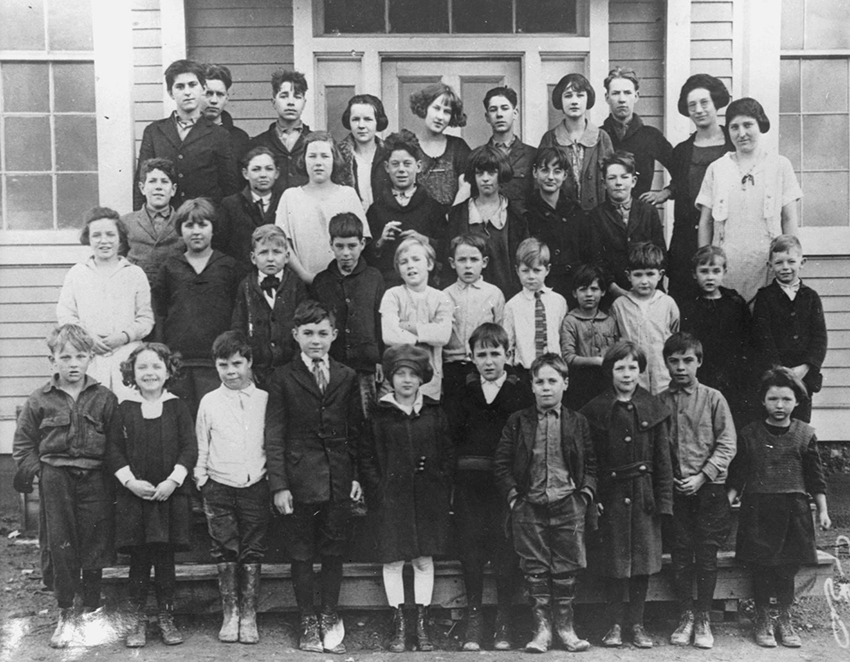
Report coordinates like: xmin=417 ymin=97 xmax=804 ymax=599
xmin=168 ymin=464 xmax=188 ymax=486
xmin=115 ymin=466 xmax=136 ymax=486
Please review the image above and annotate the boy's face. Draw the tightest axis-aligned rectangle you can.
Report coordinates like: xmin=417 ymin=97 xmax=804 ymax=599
xmin=169 ymin=72 xmax=203 ymax=114
xmin=472 ymin=342 xmax=507 ymax=382
xmin=242 ymin=154 xmax=279 ymax=194
xmin=605 ymin=77 xmax=639 ymax=122
xmin=532 ymin=364 xmax=567 ymax=409
xmin=139 ymin=168 xmax=176 ymax=211
xmin=50 ymin=343 xmax=93 ymax=387
xmin=627 ymin=268 xmax=662 ymax=298
xmin=474 ymin=168 xmax=499 ymax=197
xmin=769 ymin=249 xmax=804 ymax=285
xmin=764 ymin=385 xmax=797 ymax=424
xmin=181 ymin=219 xmax=213 ymax=254
xmin=449 ymin=243 xmax=487 ymax=284
xmin=397 ymin=245 xmax=432 ymax=288
xmin=665 ymin=349 xmax=702 ymax=389
xmin=611 ymin=355 xmax=641 ymax=396
xmin=391 ymin=366 xmax=422 ymax=400
xmin=561 ymin=86 xmax=588 ymax=119
xmin=604 ymin=163 xmax=636 ymax=204
xmin=484 ymin=94 xmax=517 ymax=135
xmin=203 ymin=78 xmax=229 ymax=121
xmin=385 ymin=149 xmax=421 ymax=191
xmin=517 ymin=261 xmax=550 ymax=293
xmin=293 ymin=319 xmax=337 ymax=360
xmin=694 ymin=259 xmax=726 ymax=297
xmin=330 ymin=235 xmax=366 ymax=274
xmin=534 ymin=159 xmax=567 ymax=196
xmin=272 ymin=81 xmax=306 ymax=123
xmin=574 ymin=279 xmax=604 ymax=312
xmin=216 ymin=352 xmax=253 ymax=391
xmin=251 ymin=240 xmax=287 ymax=276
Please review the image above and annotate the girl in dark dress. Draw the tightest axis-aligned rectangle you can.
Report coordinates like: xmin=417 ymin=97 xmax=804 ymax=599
xmin=108 ymin=343 xmax=197 ymax=648
xmin=727 ymin=367 xmax=831 ymax=648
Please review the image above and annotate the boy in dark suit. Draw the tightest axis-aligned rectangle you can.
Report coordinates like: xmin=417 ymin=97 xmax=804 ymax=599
xmin=265 ymin=301 xmax=363 ymax=654
xmin=203 ymin=63 xmax=251 ymax=165
xmin=133 ymin=59 xmax=238 ymax=210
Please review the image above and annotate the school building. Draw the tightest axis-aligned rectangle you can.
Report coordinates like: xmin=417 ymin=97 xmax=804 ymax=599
xmin=0 ymin=0 xmax=848 ymax=503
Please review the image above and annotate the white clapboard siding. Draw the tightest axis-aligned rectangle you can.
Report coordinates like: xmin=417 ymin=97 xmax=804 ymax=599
xmin=132 ymin=0 xmax=165 ymax=149
xmin=691 ymin=0 xmax=734 ymax=86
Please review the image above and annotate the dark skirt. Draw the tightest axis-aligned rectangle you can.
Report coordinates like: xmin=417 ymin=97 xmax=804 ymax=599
xmin=735 ymin=492 xmax=817 ymax=566
xmin=115 ymin=490 xmax=193 ymax=553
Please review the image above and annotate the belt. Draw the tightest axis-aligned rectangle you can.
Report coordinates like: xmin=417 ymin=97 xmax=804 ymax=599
xmin=456 ymin=456 xmax=494 ymax=472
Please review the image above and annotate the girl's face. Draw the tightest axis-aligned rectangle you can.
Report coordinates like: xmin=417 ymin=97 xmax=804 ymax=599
xmin=88 ymin=218 xmax=121 ymax=262
xmin=561 ymin=85 xmax=588 ymax=119
xmin=729 ymin=114 xmax=762 ymax=154
xmin=474 ymin=168 xmax=499 ymax=197
xmin=611 ymin=355 xmax=641 ymax=397
xmin=392 ymin=366 xmax=422 ymax=401
xmin=424 ymin=94 xmax=453 ymax=135
xmin=242 ymin=154 xmax=278 ymax=194
xmin=764 ymin=386 xmax=798 ymax=425
xmin=181 ymin=218 xmax=213 ymax=253
xmin=134 ymin=349 xmax=169 ymax=398
xmin=686 ymin=88 xmax=718 ymax=129
xmin=396 ymin=244 xmax=432 ymax=289
xmin=305 ymin=140 xmax=335 ymax=184
xmin=349 ymin=103 xmax=378 ymax=145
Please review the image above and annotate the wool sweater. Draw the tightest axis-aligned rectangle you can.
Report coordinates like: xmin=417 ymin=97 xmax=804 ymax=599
xmin=601 ymin=113 xmax=674 ymax=197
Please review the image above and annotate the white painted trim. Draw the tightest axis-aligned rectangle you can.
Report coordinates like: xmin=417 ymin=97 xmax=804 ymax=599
xmin=665 ymin=0 xmax=692 ymax=144
xmin=0 ymin=51 xmax=94 ymax=61
xmin=292 ymin=0 xmax=316 ymax=128
xmin=586 ymin=0 xmax=609 ymax=127
xmin=731 ymin=0 xmax=744 ymax=100
xmin=798 ymin=227 xmax=850 ymax=256
xmin=159 ymin=0 xmax=187 ymax=112
xmin=740 ymin=0 xmax=780 ymax=152
xmin=0 ymin=242 xmax=89 ymax=266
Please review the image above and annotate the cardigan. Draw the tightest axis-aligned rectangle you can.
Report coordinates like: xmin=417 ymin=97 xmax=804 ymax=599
xmin=601 ymin=113 xmax=674 ymax=197
xmin=215 ymin=186 xmax=283 ymax=266
xmin=247 ymin=122 xmax=312 ymax=195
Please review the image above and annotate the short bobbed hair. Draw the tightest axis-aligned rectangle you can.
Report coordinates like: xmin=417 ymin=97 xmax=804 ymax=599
xmin=80 ymin=207 xmax=128 ymax=252
xmin=663 ymin=332 xmax=704 ymax=361
xmin=602 ymin=341 xmax=647 ymax=378
xmin=468 ymin=322 xmax=509 ymax=353
xmin=47 ymin=324 xmax=95 ymax=355
xmin=174 ymin=197 xmax=218 ymax=235
xmin=409 ymin=83 xmax=467 ymax=128
xmin=342 ymin=94 xmax=389 ymax=132
xmin=758 ymin=366 xmax=808 ymax=404
xmin=296 ymin=131 xmax=347 ymax=184
xmin=726 ymin=97 xmax=771 ymax=134
xmin=464 ymin=145 xmax=513 ymax=197
xmin=677 ymin=74 xmax=731 ymax=117
xmin=121 ymin=342 xmax=182 ymax=388
xmin=552 ymin=73 xmax=596 ymax=111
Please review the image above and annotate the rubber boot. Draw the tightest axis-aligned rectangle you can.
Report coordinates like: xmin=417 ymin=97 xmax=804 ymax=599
xmin=158 ymin=603 xmax=183 ymax=645
xmin=388 ymin=607 xmax=406 ymax=653
xmin=754 ymin=607 xmax=777 ymax=648
xmin=693 ymin=610 xmax=714 ymax=649
xmin=49 ymin=607 xmax=75 ymax=649
xmin=776 ymin=606 xmax=802 ymax=647
xmin=238 ymin=564 xmax=260 ymax=644
xmin=217 ymin=562 xmax=240 ymax=643
xmin=462 ymin=604 xmax=484 ymax=651
xmin=524 ymin=574 xmax=553 ymax=653
xmin=493 ymin=606 xmax=512 ymax=651
xmin=551 ymin=575 xmax=589 ymax=652
xmin=670 ymin=610 xmax=694 ymax=646
xmin=299 ymin=612 xmax=323 ymax=653
xmin=415 ymin=604 xmax=434 ymax=652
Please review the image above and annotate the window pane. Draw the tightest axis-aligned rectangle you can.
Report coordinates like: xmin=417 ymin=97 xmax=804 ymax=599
xmin=802 ymin=114 xmax=849 ymax=170
xmin=779 ymin=59 xmax=800 ymax=113
xmin=780 ymin=0 xmax=804 ymax=50
xmin=805 ymin=0 xmax=850 ymax=49
xmin=518 ymin=0 xmax=577 ymax=33
xmin=324 ymin=0 xmax=384 ymax=33
xmin=55 ymin=116 xmax=98 ymax=171
xmin=453 ymin=0 xmax=511 ymax=33
xmin=0 ymin=0 xmax=45 ymax=50
xmin=47 ymin=0 xmax=93 ymax=50
xmin=57 ymin=173 xmax=98 ymax=228
xmin=5 ymin=117 xmax=52 ymax=171
xmin=325 ymin=85 xmax=356 ymax=143
xmin=54 ymin=63 xmax=96 ymax=112
xmin=6 ymin=175 xmax=53 ymax=229
xmin=2 ymin=63 xmax=50 ymax=112
xmin=779 ymin=115 xmax=801 ymax=170
xmin=390 ymin=0 xmax=448 ymax=33
xmin=801 ymin=171 xmax=849 ymax=227
xmin=461 ymin=76 xmax=506 ymax=146
xmin=801 ymin=59 xmax=848 ymax=114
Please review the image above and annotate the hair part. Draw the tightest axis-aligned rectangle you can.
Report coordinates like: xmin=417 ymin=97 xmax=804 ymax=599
xmin=203 ymin=63 xmax=233 ymax=89
xmin=47 ymin=324 xmax=95 ymax=355
xmin=531 ymin=352 xmax=569 ymax=380
xmin=627 ymin=241 xmax=665 ymax=271
xmin=138 ymin=157 xmax=177 ymax=185
xmin=212 ymin=330 xmax=253 ymax=362
xmin=571 ymin=263 xmax=611 ymax=291
xmin=409 ymin=83 xmax=467 ymax=128
xmin=342 ymin=94 xmax=389 ymax=132
xmin=758 ymin=366 xmax=808 ymax=404
xmin=601 ymin=150 xmax=637 ymax=177
xmin=677 ymin=73 xmax=731 ymax=117
xmin=604 ymin=66 xmax=640 ymax=92
xmin=296 ymin=131 xmax=347 ymax=184
xmin=382 ymin=129 xmax=423 ymax=161
xmin=173 ymin=197 xmax=218 ymax=235
xmin=450 ymin=233 xmax=489 ymax=260
xmin=552 ymin=73 xmax=596 ymax=111
xmin=602 ymin=340 xmax=647 ymax=378
xmin=533 ymin=146 xmax=571 ymax=171
xmin=164 ymin=59 xmax=205 ymax=92
xmin=293 ymin=299 xmax=336 ymax=329
xmin=468 ymin=322 xmax=509 ymax=354
xmin=329 ymin=212 xmax=364 ymax=241
xmin=769 ymin=234 xmax=803 ymax=257
xmin=465 ymin=145 xmax=513 ymax=197
xmin=483 ymin=86 xmax=518 ymax=109
xmin=663 ymin=332 xmax=704 ymax=361
xmin=120 ymin=342 xmax=182 ymax=389
xmin=516 ymin=237 xmax=550 ymax=269
xmin=726 ymin=97 xmax=771 ymax=133
xmin=271 ymin=69 xmax=307 ymax=96
xmin=691 ymin=245 xmax=727 ymax=269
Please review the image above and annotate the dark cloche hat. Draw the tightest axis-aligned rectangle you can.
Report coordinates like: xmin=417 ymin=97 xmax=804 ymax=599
xmin=382 ymin=344 xmax=433 ymax=384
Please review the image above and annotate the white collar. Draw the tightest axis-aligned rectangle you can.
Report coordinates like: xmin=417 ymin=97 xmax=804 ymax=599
xmin=123 ymin=389 xmax=178 ymax=419
xmin=468 ymin=196 xmax=509 ymax=230
xmin=481 ymin=372 xmax=507 ymax=390
xmin=302 ymin=352 xmax=330 ymax=371
xmin=219 ymin=382 xmax=257 ymax=399
xmin=520 ymin=286 xmax=551 ymax=300
xmin=251 ymin=191 xmax=272 ymax=203
xmin=380 ymin=390 xmax=424 ymax=415
xmin=456 ymin=276 xmax=484 ymax=290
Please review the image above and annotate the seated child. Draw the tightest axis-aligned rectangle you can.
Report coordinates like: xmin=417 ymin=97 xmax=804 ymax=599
xmin=442 ymin=234 xmax=506 ymax=403
xmin=12 ymin=324 xmax=118 ymax=648
xmin=365 ymin=130 xmax=445 ymax=287
xmin=493 ymin=353 xmax=596 ymax=653
xmin=503 ymin=238 xmax=568 ymax=381
xmin=658 ymin=333 xmax=736 ymax=650
xmin=231 ymin=224 xmax=307 ymax=389
xmin=610 ymin=242 xmax=680 ymax=394
xmin=311 ymin=213 xmax=385 ymax=417
xmin=445 ymin=145 xmax=530 ymax=299
xmin=449 ymin=323 xmax=532 ymax=651
xmin=380 ymin=235 xmax=453 ymax=401
xmin=265 ymin=301 xmax=363 ymax=654
xmin=196 ymin=331 xmax=270 ymax=644
xmin=524 ymin=146 xmax=590 ymax=302
xmin=360 ymin=344 xmax=454 ymax=653
xmin=588 ymin=151 xmax=667 ymax=298
xmin=581 ymin=341 xmax=673 ymax=649
xmin=560 ymin=263 xmax=619 ymax=410
xmin=752 ymin=235 xmax=827 ymax=423
xmin=727 ymin=367 xmax=830 ymax=648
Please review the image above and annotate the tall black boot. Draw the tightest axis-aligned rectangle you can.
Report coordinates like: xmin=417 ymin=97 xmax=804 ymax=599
xmin=239 ymin=564 xmax=260 ymax=644
xmin=126 ymin=567 xmax=149 ymax=648
xmin=524 ymin=574 xmax=552 ymax=653
xmin=217 ymin=562 xmax=239 ymax=642
xmin=493 ymin=573 xmax=515 ymax=650
xmin=388 ymin=606 xmax=406 ymax=653
xmin=415 ymin=604 xmax=434 ymax=651
xmin=551 ymin=574 xmax=589 ymax=652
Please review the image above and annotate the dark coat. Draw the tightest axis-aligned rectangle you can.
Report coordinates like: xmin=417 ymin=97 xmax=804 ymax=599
xmin=487 ymin=137 xmax=537 ymax=214
xmin=601 ymin=113 xmax=674 ymax=197
xmin=310 ymin=258 xmax=385 ymax=372
xmin=265 ymin=357 xmax=362 ymax=504
xmin=121 ymin=207 xmax=183 ymax=283
xmin=215 ymin=186 xmax=283 ymax=266
xmin=538 ymin=125 xmax=613 ymax=211
xmin=360 ymin=397 xmax=454 ymax=562
xmin=220 ymin=110 xmax=251 ymax=165
xmin=231 ymin=267 xmax=308 ymax=386
xmin=337 ymin=134 xmax=391 ymax=201
xmin=247 ymin=122 xmax=312 ymax=195
xmin=133 ymin=115 xmax=239 ymax=210
xmin=580 ymin=387 xmax=673 ymax=578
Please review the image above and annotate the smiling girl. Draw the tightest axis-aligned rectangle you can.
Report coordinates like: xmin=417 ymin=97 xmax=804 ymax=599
xmin=57 ymin=207 xmax=154 ymax=400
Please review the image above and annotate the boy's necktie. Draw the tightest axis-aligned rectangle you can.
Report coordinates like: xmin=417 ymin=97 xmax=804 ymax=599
xmin=534 ymin=291 xmax=547 ymax=356
xmin=312 ymin=358 xmax=327 ymax=394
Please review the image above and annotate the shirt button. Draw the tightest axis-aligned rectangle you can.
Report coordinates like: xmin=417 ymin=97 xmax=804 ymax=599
xmin=639 ymin=464 xmax=647 ymax=471
xmin=611 ymin=471 xmax=617 ymax=478
xmin=626 ymin=404 xmax=633 ymax=411
xmin=346 ymin=329 xmax=351 ymax=334
xmin=178 ymin=154 xmax=184 ymax=160
xmin=624 ymin=498 xmax=631 ymax=505
xmin=641 ymin=421 xmax=649 ymax=428
xmin=624 ymin=436 xmax=632 ymax=442
xmin=793 ymin=335 xmax=799 ymax=340
xmin=178 ymin=173 xmax=184 ymax=178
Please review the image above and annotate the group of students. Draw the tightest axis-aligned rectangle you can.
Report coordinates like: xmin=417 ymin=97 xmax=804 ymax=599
xmin=10 ymin=56 xmax=832 ymax=654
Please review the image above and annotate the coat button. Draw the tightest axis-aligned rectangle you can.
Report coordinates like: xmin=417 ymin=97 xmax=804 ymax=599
xmin=611 ymin=471 xmax=617 ymax=478
xmin=624 ymin=498 xmax=631 ymax=505
xmin=178 ymin=154 xmax=184 ymax=159
xmin=626 ymin=404 xmax=633 ymax=411
xmin=639 ymin=465 xmax=646 ymax=471
xmin=624 ymin=436 xmax=632 ymax=442
xmin=641 ymin=421 xmax=648 ymax=428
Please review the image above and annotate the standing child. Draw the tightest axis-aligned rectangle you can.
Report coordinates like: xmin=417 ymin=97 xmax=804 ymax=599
xmin=610 ymin=242 xmax=680 ymax=394
xmin=337 ymin=94 xmax=391 ymax=210
xmin=494 ymin=353 xmax=597 ymax=653
xmin=503 ymin=238 xmax=568 ymax=383
xmin=560 ymin=263 xmax=619 ymax=411
xmin=12 ymin=325 xmax=118 ymax=648
xmin=380 ymin=236 xmax=453 ymax=401
xmin=752 ymin=235 xmax=827 ymax=423
xmin=109 ymin=343 xmax=197 ymax=648
xmin=581 ymin=341 xmax=673 ymax=648
xmin=360 ymin=345 xmax=454 ymax=653
xmin=57 ymin=207 xmax=154 ymax=401
xmin=265 ymin=301 xmax=363 ymax=654
xmin=658 ymin=333 xmax=736 ymax=649
xmin=312 ymin=213 xmax=386 ymax=417
xmin=445 ymin=145 xmax=529 ymax=299
xmin=442 ymin=234 xmax=506 ymax=403
xmin=727 ymin=367 xmax=830 ymax=648
xmin=196 ymin=331 xmax=270 ymax=644
xmin=449 ymin=323 xmax=532 ymax=651
xmin=231 ymin=225 xmax=307 ymax=389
